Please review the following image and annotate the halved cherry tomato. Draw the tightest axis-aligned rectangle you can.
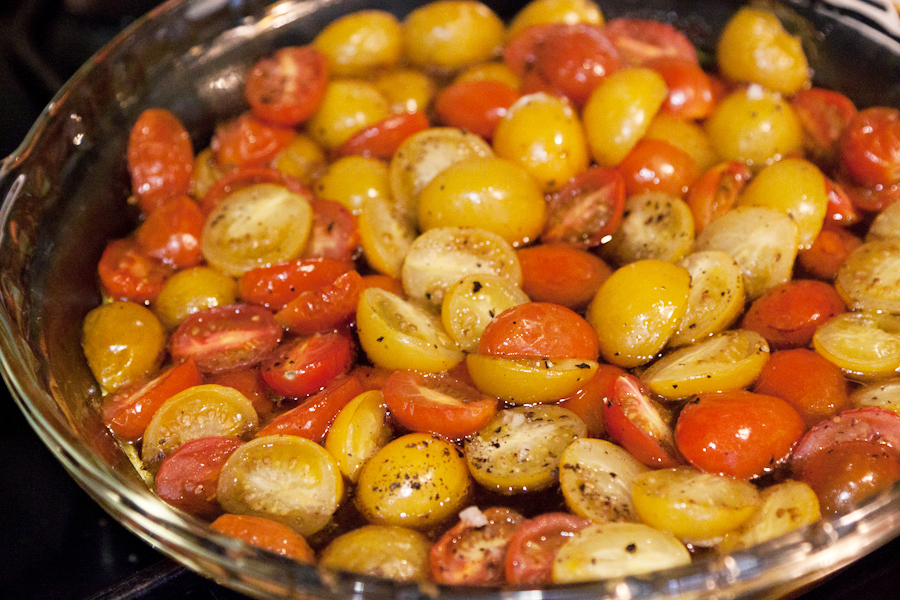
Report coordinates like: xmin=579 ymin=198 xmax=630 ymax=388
xmin=541 ymin=166 xmax=626 ymax=248
xmin=97 ymin=237 xmax=171 ymax=304
xmin=275 ymin=270 xmax=362 ymax=335
xmin=239 ymin=257 xmax=355 ymax=311
xmin=155 ymin=436 xmax=243 ymax=518
xmin=754 ymin=348 xmax=851 ymax=428
xmin=740 ymin=280 xmax=846 ymax=350
xmin=127 ymin=108 xmax=194 ymax=215
xmin=333 ymin=111 xmax=430 ymax=160
xmin=604 ymin=374 xmax=681 ymax=469
xmin=617 ymin=138 xmax=700 ymax=198
xmin=102 ymin=357 xmax=203 ymax=441
xmin=517 ymin=242 xmax=612 ymax=310
xmin=791 ymin=407 xmax=900 ymax=467
xmin=798 ymin=225 xmax=863 ymax=280
xmin=504 ymin=512 xmax=591 ymax=586
xmin=792 ymin=88 xmax=856 ymax=166
xmin=244 ymin=46 xmax=329 ymax=127
xmin=478 ymin=302 xmax=601 ymax=360
xmin=169 ymin=304 xmax=283 ymax=374
xmin=260 ymin=329 xmax=354 ymax=398
xmin=840 ymin=107 xmax=900 ymax=188
xmin=604 ymin=18 xmax=699 ymax=66
xmin=823 ymin=177 xmax=860 ymax=226
xmin=135 ymin=195 xmax=205 ymax=268
xmin=301 ymin=198 xmax=362 ymax=262
xmin=206 ymin=367 xmax=279 ymax=425
xmin=256 ymin=374 xmax=363 ymax=442
xmin=685 ymin=161 xmax=752 ymax=235
xmin=676 ymin=390 xmax=806 ymax=480
xmin=200 ymin=166 xmax=311 ymax=216
xmin=646 ymin=55 xmax=714 ymax=120
xmin=211 ymin=112 xmax=295 ymax=169
xmin=382 ymin=370 xmax=499 ymax=440
xmin=429 ymin=507 xmax=525 ymax=586
xmin=557 ymin=363 xmax=627 ymax=438
xmin=435 ymin=80 xmax=519 ymax=139
xmin=210 ymin=513 xmax=315 ymax=563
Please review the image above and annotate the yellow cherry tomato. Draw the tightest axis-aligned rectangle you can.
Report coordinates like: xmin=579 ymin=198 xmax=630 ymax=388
xmin=307 ymin=79 xmax=390 ymax=150
xmin=454 ymin=61 xmax=522 ymax=89
xmin=324 ymin=389 xmax=393 ymax=482
xmin=312 ymin=10 xmax=403 ymax=77
xmin=374 ymin=68 xmax=437 ymax=114
xmin=507 ymin=0 xmax=604 ymax=40
xmin=152 ymin=266 xmax=237 ymax=330
xmin=466 ymin=354 xmax=598 ymax=404
xmin=402 ymin=1 xmax=504 ymax=72
xmin=273 ymin=134 xmax=327 ymax=186
xmin=314 ymin=155 xmax=390 ymax=216
xmin=319 ymin=525 xmax=432 ymax=581
xmin=440 ymin=273 xmax=530 ymax=352
xmin=645 ymin=113 xmax=720 ymax=173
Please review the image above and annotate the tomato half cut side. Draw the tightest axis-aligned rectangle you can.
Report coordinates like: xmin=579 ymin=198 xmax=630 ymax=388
xmin=541 ymin=166 xmax=625 ymax=248
xmin=127 ymin=108 xmax=194 ymax=215
xmin=169 ymin=304 xmax=283 ymax=375
xmin=97 ymin=237 xmax=171 ymax=304
xmin=792 ymin=87 xmax=857 ymax=165
xmin=604 ymin=374 xmax=682 ymax=469
xmin=244 ymin=46 xmax=329 ymax=127
xmin=333 ymin=111 xmax=430 ymax=160
xmin=382 ymin=370 xmax=499 ymax=440
xmin=155 ymin=436 xmax=244 ymax=519
xmin=604 ymin=18 xmax=699 ymax=66
xmin=260 ymin=329 xmax=355 ymax=398
xmin=256 ymin=374 xmax=364 ymax=443
xmin=505 ymin=512 xmax=591 ymax=586
xmin=200 ymin=166 xmax=311 ymax=216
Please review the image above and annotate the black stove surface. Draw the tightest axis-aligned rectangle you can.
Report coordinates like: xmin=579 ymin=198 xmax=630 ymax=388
xmin=1 ymin=1 xmax=899 ymax=598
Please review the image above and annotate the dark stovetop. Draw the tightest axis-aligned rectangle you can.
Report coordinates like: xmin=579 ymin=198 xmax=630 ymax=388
xmin=1 ymin=1 xmax=899 ymax=598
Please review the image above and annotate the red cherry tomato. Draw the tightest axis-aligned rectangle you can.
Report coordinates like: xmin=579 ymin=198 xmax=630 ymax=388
xmin=823 ymin=177 xmax=860 ymax=226
xmin=686 ymin=161 xmax=752 ymax=234
xmin=382 ymin=370 xmax=499 ymax=440
xmin=675 ymin=390 xmax=806 ymax=480
xmin=478 ymin=302 xmax=601 ymax=360
xmin=435 ymin=80 xmax=520 ymax=139
xmin=200 ymin=166 xmax=311 ymax=215
xmin=754 ymin=348 xmax=851 ymax=429
xmin=604 ymin=374 xmax=681 ymax=469
xmin=429 ymin=507 xmax=525 ymax=586
xmin=256 ymin=374 xmax=363 ymax=442
xmin=135 ymin=195 xmax=205 ymax=268
xmin=169 ymin=304 xmax=283 ymax=375
xmin=155 ymin=436 xmax=243 ymax=519
xmin=127 ymin=108 xmax=194 ymax=215
xmin=333 ymin=111 xmax=430 ymax=160
xmin=210 ymin=513 xmax=315 ymax=563
xmin=275 ymin=269 xmax=363 ymax=335
xmin=739 ymin=279 xmax=846 ymax=350
xmin=211 ymin=112 xmax=295 ymax=169
xmin=244 ymin=46 xmax=329 ymax=127
xmin=102 ymin=357 xmax=203 ymax=441
xmin=349 ymin=364 xmax=393 ymax=391
xmin=842 ymin=178 xmax=900 ymax=213
xmin=301 ymin=198 xmax=361 ymax=262
xmin=646 ymin=55 xmax=714 ymax=120
xmin=239 ymin=257 xmax=355 ymax=311
xmin=541 ymin=166 xmax=626 ymax=248
xmin=206 ymin=367 xmax=279 ymax=424
xmin=798 ymin=225 xmax=863 ymax=280
xmin=260 ymin=329 xmax=354 ymax=398
xmin=97 ymin=237 xmax=171 ymax=304
xmin=517 ymin=243 xmax=612 ymax=311
xmin=617 ymin=137 xmax=701 ymax=198
xmin=790 ymin=407 xmax=900 ymax=468
xmin=792 ymin=88 xmax=857 ymax=165
xmin=557 ymin=363 xmax=627 ymax=438
xmin=840 ymin=106 xmax=900 ymax=187
xmin=504 ymin=512 xmax=591 ymax=586
xmin=604 ymin=18 xmax=698 ymax=66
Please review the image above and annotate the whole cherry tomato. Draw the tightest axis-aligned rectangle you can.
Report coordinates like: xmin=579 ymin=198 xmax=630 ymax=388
xmin=478 ymin=302 xmax=601 ymax=359
xmin=135 ymin=195 xmax=205 ymax=268
xmin=244 ymin=46 xmax=329 ymax=126
xmin=211 ymin=514 xmax=315 ymax=563
xmin=517 ymin=242 xmax=612 ymax=310
xmin=541 ymin=166 xmax=626 ymax=247
xmin=435 ymin=80 xmax=519 ymax=139
xmin=155 ymin=436 xmax=244 ymax=518
xmin=840 ymin=107 xmax=900 ymax=187
xmin=127 ymin=108 xmax=194 ymax=215
xmin=617 ymin=138 xmax=701 ymax=198
xmin=646 ymin=55 xmax=714 ymax=120
xmin=792 ymin=88 xmax=857 ymax=166
xmin=97 ymin=237 xmax=171 ymax=304
xmin=798 ymin=225 xmax=863 ymax=280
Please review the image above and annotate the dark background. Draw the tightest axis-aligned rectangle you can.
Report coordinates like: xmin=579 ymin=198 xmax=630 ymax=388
xmin=1 ymin=0 xmax=899 ymax=598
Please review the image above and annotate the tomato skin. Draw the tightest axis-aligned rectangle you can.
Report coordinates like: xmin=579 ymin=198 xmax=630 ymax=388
xmin=517 ymin=243 xmax=612 ymax=311
xmin=239 ymin=258 xmax=355 ymax=311
xmin=435 ymin=80 xmax=519 ymax=139
xmin=617 ymin=138 xmax=701 ymax=198
xmin=686 ymin=161 xmax=752 ymax=235
xmin=604 ymin=18 xmax=699 ymax=66
xmin=260 ymin=330 xmax=354 ymax=399
xmin=558 ymin=363 xmax=626 ymax=438
xmin=604 ymin=374 xmax=681 ymax=469
xmin=256 ymin=374 xmax=363 ymax=442
xmin=675 ymin=390 xmax=806 ymax=480
xmin=210 ymin=513 xmax=315 ymax=563
xmin=275 ymin=270 xmax=363 ymax=335
xmin=334 ymin=111 xmax=430 ymax=160
xmin=429 ymin=507 xmax=525 ymax=586
xmin=102 ymin=357 xmax=203 ymax=441
xmin=823 ymin=177 xmax=860 ymax=226
xmin=646 ymin=55 xmax=714 ymax=120
xmin=740 ymin=280 xmax=846 ymax=350
xmin=840 ymin=107 xmax=900 ymax=187
xmin=211 ymin=112 xmax=295 ymax=169
xmin=169 ymin=304 xmax=283 ymax=375
xmin=301 ymin=198 xmax=361 ymax=262
xmin=382 ymin=370 xmax=499 ymax=440
xmin=155 ymin=436 xmax=243 ymax=518
xmin=754 ymin=348 xmax=851 ymax=429
xmin=798 ymin=226 xmax=863 ymax=281
xmin=843 ymin=179 xmax=900 ymax=214
xmin=478 ymin=302 xmax=601 ymax=360
xmin=244 ymin=46 xmax=329 ymax=126
xmin=791 ymin=407 xmax=900 ymax=466
xmin=135 ymin=195 xmax=205 ymax=268
xmin=792 ymin=88 xmax=857 ymax=166
xmin=541 ymin=166 xmax=626 ymax=248
xmin=504 ymin=513 xmax=591 ymax=586
xmin=200 ymin=166 xmax=311 ymax=216
xmin=127 ymin=108 xmax=194 ymax=215
xmin=97 ymin=237 xmax=171 ymax=304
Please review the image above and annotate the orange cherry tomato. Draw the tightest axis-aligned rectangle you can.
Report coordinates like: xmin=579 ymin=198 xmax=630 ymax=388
xmin=478 ymin=302 xmax=601 ymax=360
xmin=504 ymin=513 xmax=591 ymax=586
xmin=617 ymin=137 xmax=701 ymax=198
xmin=333 ymin=111 xmax=430 ymax=160
xmin=256 ymin=374 xmax=363 ymax=442
xmin=275 ymin=270 xmax=363 ymax=335
xmin=155 ymin=436 xmax=243 ymax=518
xmin=754 ymin=348 xmax=851 ymax=429
xmin=798 ymin=225 xmax=863 ymax=281
xmin=739 ymin=280 xmax=846 ymax=350
xmin=206 ymin=367 xmax=279 ymax=424
xmin=359 ymin=274 xmax=405 ymax=297
xmin=541 ymin=166 xmax=626 ymax=248
xmin=430 ymin=507 xmax=525 ymax=586
xmin=604 ymin=18 xmax=698 ymax=66
xmin=244 ymin=46 xmax=329 ymax=126
xmin=102 ymin=357 xmax=203 ymax=441
xmin=557 ymin=363 xmax=626 ymax=439
xmin=676 ymin=390 xmax=805 ymax=480
xmin=840 ymin=106 xmax=900 ymax=187
xmin=646 ymin=55 xmax=714 ymax=120
xmin=200 ymin=166 xmax=311 ymax=215
xmin=301 ymin=198 xmax=362 ymax=262
xmin=260 ymin=329 xmax=354 ymax=399
xmin=792 ymin=88 xmax=857 ymax=166
xmin=382 ymin=370 xmax=499 ymax=440
xmin=97 ymin=237 xmax=171 ymax=304
xmin=127 ymin=108 xmax=194 ymax=215
xmin=435 ymin=80 xmax=519 ymax=139
xmin=604 ymin=374 xmax=681 ymax=469
xmin=210 ymin=513 xmax=315 ymax=563
xmin=211 ymin=112 xmax=295 ymax=169
xmin=517 ymin=242 xmax=612 ymax=310
xmin=135 ymin=195 xmax=205 ymax=268
xmin=239 ymin=257 xmax=355 ymax=310
xmin=685 ymin=161 xmax=752 ymax=234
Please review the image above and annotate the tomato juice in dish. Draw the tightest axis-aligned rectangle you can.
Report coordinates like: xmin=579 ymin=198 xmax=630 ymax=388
xmin=80 ymin=0 xmax=900 ymax=586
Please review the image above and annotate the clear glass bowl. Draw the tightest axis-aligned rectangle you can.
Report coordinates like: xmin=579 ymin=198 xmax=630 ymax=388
xmin=2 ymin=1 xmax=900 ymax=598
